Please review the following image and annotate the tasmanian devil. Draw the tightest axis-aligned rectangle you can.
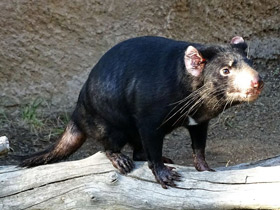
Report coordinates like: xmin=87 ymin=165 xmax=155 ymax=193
xmin=20 ymin=36 xmax=263 ymax=188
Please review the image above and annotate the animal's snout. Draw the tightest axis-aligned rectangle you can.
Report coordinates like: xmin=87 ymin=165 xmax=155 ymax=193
xmin=251 ymin=75 xmax=264 ymax=91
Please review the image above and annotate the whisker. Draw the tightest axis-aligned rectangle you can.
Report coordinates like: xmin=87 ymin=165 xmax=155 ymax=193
xmin=211 ymin=91 xmax=226 ymax=110
xmin=172 ymin=95 xmax=205 ymax=126
xmin=176 ymin=87 xmax=222 ymax=126
xmin=180 ymin=85 xmax=227 ymax=122
xmin=160 ymin=95 xmax=199 ymax=126
xmin=190 ymin=87 xmax=225 ymax=114
xmin=161 ymin=83 xmax=230 ymax=127
xmin=170 ymin=89 xmax=212 ymax=127
xmin=168 ymin=85 xmax=206 ymax=106
xmin=247 ymin=43 xmax=250 ymax=59
xmin=215 ymin=95 xmax=232 ymax=124
xmin=230 ymin=95 xmax=235 ymax=107
xmin=161 ymin=86 xmax=206 ymax=126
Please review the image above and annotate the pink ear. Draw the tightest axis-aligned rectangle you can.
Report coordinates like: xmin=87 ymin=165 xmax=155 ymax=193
xmin=184 ymin=46 xmax=205 ymax=77
xmin=231 ymin=36 xmax=244 ymax=45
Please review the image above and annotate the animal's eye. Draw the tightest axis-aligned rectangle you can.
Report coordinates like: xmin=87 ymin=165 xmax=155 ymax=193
xmin=221 ymin=68 xmax=230 ymax=76
xmin=223 ymin=69 xmax=230 ymax=74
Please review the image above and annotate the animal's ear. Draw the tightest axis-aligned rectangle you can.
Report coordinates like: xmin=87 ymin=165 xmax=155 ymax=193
xmin=184 ymin=46 xmax=206 ymax=77
xmin=230 ymin=36 xmax=248 ymax=51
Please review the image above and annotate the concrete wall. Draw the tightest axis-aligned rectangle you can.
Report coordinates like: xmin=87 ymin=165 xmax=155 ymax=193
xmin=1 ymin=0 xmax=279 ymax=112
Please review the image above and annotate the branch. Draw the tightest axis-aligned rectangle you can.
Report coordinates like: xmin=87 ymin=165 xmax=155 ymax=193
xmin=1 ymin=152 xmax=280 ymax=209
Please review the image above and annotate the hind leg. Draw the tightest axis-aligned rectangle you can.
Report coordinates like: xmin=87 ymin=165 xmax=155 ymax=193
xmin=102 ymin=128 xmax=134 ymax=174
xmin=82 ymin=110 xmax=135 ymax=174
xmin=82 ymin=113 xmax=135 ymax=174
xmin=105 ymin=151 xmax=134 ymax=174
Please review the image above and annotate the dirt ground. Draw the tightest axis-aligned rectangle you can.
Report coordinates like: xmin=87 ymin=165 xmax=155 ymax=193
xmin=0 ymin=60 xmax=279 ymax=169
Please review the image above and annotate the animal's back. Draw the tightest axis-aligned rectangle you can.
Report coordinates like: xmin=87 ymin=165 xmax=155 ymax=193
xmin=87 ymin=36 xmax=189 ymax=86
xmin=82 ymin=36 xmax=191 ymax=127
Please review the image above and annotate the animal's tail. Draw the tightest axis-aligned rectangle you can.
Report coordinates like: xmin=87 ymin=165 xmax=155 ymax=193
xmin=19 ymin=120 xmax=86 ymax=168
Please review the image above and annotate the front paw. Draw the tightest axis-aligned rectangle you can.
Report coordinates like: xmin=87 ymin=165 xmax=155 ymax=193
xmin=151 ymin=164 xmax=181 ymax=189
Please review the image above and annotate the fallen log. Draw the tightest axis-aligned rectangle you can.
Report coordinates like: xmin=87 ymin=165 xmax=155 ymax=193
xmin=1 ymin=151 xmax=280 ymax=210
xmin=0 ymin=136 xmax=9 ymax=156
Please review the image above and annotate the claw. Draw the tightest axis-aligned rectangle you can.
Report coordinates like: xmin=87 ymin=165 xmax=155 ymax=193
xmin=151 ymin=164 xmax=182 ymax=189
xmin=106 ymin=151 xmax=134 ymax=174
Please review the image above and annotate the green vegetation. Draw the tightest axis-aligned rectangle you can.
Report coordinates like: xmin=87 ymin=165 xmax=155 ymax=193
xmin=18 ymin=98 xmax=70 ymax=138
xmin=0 ymin=101 xmax=71 ymax=160
xmin=46 ymin=111 xmax=70 ymax=139
xmin=0 ymin=109 xmax=9 ymax=124
xmin=21 ymin=98 xmax=44 ymax=129
xmin=273 ymin=67 xmax=280 ymax=76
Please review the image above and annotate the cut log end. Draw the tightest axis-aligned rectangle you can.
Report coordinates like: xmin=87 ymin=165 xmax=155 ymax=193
xmin=0 ymin=136 xmax=10 ymax=156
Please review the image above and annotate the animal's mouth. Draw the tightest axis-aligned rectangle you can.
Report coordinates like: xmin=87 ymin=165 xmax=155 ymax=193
xmin=227 ymin=79 xmax=264 ymax=102
xmin=227 ymin=86 xmax=263 ymax=102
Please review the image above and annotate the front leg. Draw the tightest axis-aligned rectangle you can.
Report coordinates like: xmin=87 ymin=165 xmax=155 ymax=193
xmin=132 ymin=142 xmax=174 ymax=164
xmin=139 ymin=127 xmax=181 ymax=189
xmin=187 ymin=121 xmax=214 ymax=171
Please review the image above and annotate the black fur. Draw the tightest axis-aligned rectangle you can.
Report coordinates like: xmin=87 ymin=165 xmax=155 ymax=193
xmin=20 ymin=36 xmax=261 ymax=188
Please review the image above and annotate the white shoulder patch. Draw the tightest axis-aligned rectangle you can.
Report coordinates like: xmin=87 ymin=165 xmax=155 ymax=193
xmin=188 ymin=116 xmax=198 ymax=126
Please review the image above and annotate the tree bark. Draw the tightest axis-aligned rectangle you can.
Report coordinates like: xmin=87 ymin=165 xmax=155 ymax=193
xmin=1 ymin=151 xmax=280 ymax=210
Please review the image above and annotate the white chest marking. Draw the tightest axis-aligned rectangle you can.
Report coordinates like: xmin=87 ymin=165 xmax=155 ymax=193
xmin=188 ymin=116 xmax=198 ymax=126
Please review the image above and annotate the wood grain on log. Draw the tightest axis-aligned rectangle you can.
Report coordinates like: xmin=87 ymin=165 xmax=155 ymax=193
xmin=1 ymin=152 xmax=280 ymax=210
